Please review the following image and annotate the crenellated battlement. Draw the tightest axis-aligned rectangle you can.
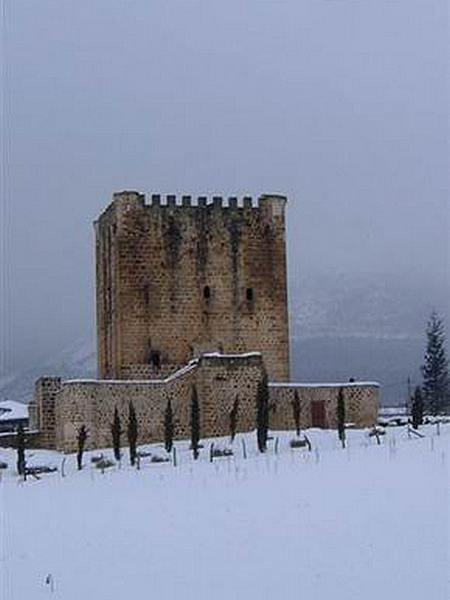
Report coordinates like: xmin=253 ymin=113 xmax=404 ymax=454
xmin=109 ymin=191 xmax=287 ymax=211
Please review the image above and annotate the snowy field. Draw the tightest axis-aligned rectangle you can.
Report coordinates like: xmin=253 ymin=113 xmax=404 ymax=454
xmin=1 ymin=426 xmax=449 ymax=600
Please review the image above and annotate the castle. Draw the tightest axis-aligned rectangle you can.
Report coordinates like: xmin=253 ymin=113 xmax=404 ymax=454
xmin=28 ymin=192 xmax=379 ymax=452
xmin=96 ymin=191 xmax=290 ymax=382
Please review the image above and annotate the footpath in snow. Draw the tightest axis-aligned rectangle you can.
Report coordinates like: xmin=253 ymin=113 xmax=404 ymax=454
xmin=0 ymin=426 xmax=449 ymax=600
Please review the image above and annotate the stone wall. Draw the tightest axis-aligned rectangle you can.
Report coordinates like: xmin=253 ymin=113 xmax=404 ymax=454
xmin=32 ymin=354 xmax=379 ymax=453
xmin=269 ymin=383 xmax=379 ymax=431
xmin=95 ymin=192 xmax=290 ymax=383
xmin=54 ymin=361 xmax=198 ymax=452
xmin=52 ymin=353 xmax=265 ymax=452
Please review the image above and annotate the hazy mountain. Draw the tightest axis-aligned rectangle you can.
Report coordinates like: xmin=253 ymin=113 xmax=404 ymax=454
xmin=290 ymin=272 xmax=448 ymax=404
xmin=1 ymin=273 xmax=447 ymax=406
xmin=0 ymin=339 xmax=96 ymax=405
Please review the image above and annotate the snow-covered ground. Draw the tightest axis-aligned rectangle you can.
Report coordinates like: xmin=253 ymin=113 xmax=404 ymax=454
xmin=1 ymin=426 xmax=449 ymax=600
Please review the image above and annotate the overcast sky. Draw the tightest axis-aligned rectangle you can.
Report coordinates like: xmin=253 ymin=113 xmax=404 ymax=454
xmin=1 ymin=0 xmax=448 ymax=375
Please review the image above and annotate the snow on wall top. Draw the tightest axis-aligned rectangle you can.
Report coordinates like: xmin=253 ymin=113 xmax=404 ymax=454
xmin=269 ymin=381 xmax=380 ymax=389
xmin=63 ymin=352 xmax=378 ymax=390
xmin=64 ymin=361 xmax=199 ymax=386
xmin=64 ymin=352 xmax=263 ymax=386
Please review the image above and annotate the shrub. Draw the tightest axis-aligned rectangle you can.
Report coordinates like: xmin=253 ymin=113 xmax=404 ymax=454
xmin=95 ymin=458 xmax=114 ymax=471
xmin=91 ymin=454 xmax=104 ymax=463
xmin=137 ymin=450 xmax=152 ymax=458
xmin=26 ymin=465 xmax=57 ymax=475
xmin=211 ymin=447 xmax=234 ymax=458
xmin=151 ymin=455 xmax=170 ymax=464
xmin=290 ymin=439 xmax=308 ymax=449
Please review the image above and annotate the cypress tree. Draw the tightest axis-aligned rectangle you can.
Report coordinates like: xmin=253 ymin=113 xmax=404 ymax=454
xmin=256 ymin=373 xmax=269 ymax=453
xmin=291 ymin=390 xmax=301 ymax=437
xmin=16 ymin=423 xmax=26 ymax=477
xmin=111 ymin=407 xmax=122 ymax=462
xmin=421 ymin=311 xmax=449 ymax=415
xmin=411 ymin=386 xmax=424 ymax=429
xmin=229 ymin=396 xmax=239 ymax=443
xmin=164 ymin=398 xmax=174 ymax=454
xmin=337 ymin=387 xmax=346 ymax=448
xmin=128 ymin=401 xmax=138 ymax=466
xmin=76 ymin=425 xmax=88 ymax=471
xmin=190 ymin=385 xmax=200 ymax=460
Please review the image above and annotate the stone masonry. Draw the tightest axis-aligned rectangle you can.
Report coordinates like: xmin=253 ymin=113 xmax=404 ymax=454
xmin=29 ymin=353 xmax=379 ymax=453
xmin=95 ymin=192 xmax=290 ymax=382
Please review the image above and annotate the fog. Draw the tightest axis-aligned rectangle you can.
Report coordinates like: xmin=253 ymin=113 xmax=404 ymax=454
xmin=1 ymin=0 xmax=448 ymax=378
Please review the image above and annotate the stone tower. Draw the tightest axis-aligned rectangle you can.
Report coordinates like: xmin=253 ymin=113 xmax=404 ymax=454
xmin=95 ymin=192 xmax=290 ymax=382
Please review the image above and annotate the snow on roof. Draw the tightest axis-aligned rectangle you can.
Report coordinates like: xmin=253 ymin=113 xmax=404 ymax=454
xmin=0 ymin=400 xmax=29 ymax=421
xmin=269 ymin=381 xmax=380 ymax=389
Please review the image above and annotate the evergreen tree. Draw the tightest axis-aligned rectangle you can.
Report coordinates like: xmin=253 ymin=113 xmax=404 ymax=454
xmin=190 ymin=385 xmax=200 ymax=460
xmin=111 ymin=407 xmax=122 ymax=462
xmin=76 ymin=425 xmax=88 ymax=471
xmin=291 ymin=390 xmax=301 ymax=437
xmin=256 ymin=373 xmax=269 ymax=453
xmin=16 ymin=423 xmax=26 ymax=476
xmin=337 ymin=387 xmax=346 ymax=448
xmin=421 ymin=311 xmax=449 ymax=415
xmin=164 ymin=398 xmax=174 ymax=454
xmin=127 ymin=401 xmax=138 ymax=466
xmin=411 ymin=386 xmax=424 ymax=429
xmin=229 ymin=396 xmax=239 ymax=443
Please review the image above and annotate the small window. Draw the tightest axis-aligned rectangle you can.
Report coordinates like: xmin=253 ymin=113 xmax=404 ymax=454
xmin=150 ymin=351 xmax=161 ymax=369
xmin=246 ymin=287 xmax=254 ymax=302
xmin=203 ymin=285 xmax=211 ymax=300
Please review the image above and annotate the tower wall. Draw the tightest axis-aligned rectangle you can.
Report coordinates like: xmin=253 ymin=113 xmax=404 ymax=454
xmin=95 ymin=192 xmax=290 ymax=381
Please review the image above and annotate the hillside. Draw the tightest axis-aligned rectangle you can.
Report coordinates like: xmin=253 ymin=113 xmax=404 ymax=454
xmin=290 ymin=272 xmax=448 ymax=404
xmin=0 ymin=339 xmax=96 ymax=405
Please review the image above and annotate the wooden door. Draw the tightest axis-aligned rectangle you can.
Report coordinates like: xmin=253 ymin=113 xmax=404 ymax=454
xmin=311 ymin=400 xmax=327 ymax=428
